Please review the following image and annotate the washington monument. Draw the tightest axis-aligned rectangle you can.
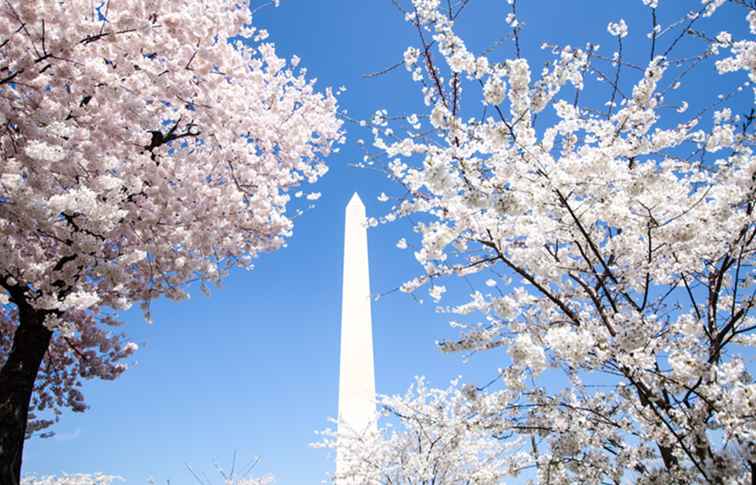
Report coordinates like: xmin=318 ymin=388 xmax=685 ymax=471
xmin=336 ymin=193 xmax=376 ymax=479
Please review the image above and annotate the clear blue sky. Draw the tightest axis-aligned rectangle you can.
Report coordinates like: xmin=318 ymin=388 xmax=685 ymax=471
xmin=23 ymin=1 xmax=747 ymax=483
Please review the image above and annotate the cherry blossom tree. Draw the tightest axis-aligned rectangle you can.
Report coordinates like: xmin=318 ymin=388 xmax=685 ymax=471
xmin=21 ymin=474 xmax=122 ymax=485
xmin=23 ymin=462 xmax=273 ymax=485
xmin=316 ymin=377 xmax=522 ymax=484
xmin=364 ymin=0 xmax=755 ymax=483
xmin=19 ymin=453 xmax=274 ymax=485
xmin=0 ymin=0 xmax=341 ymax=482
xmin=184 ymin=452 xmax=274 ymax=485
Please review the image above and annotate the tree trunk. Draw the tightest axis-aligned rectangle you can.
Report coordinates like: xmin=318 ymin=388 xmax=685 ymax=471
xmin=0 ymin=301 xmax=51 ymax=485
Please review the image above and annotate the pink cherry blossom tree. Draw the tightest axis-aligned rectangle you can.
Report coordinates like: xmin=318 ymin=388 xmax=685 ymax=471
xmin=0 ymin=1 xmax=341 ymax=482
xmin=363 ymin=0 xmax=755 ymax=483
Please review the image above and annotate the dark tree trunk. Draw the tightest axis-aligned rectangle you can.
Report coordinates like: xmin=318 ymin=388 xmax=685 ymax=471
xmin=0 ymin=300 xmax=51 ymax=485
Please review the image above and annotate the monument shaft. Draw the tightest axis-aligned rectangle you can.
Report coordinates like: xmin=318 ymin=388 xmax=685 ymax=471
xmin=336 ymin=193 xmax=376 ymax=478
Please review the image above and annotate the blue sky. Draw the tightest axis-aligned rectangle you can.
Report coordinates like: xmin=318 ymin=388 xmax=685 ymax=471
xmin=22 ymin=1 xmax=749 ymax=483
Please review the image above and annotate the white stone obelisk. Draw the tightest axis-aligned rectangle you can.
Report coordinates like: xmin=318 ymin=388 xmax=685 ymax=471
xmin=336 ymin=193 xmax=376 ymax=480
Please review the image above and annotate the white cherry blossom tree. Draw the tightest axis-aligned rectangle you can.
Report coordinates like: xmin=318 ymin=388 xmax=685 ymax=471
xmin=184 ymin=452 xmax=274 ymax=485
xmin=362 ymin=0 xmax=755 ymax=483
xmin=0 ymin=1 xmax=341 ymax=482
xmin=316 ymin=377 xmax=522 ymax=484
xmin=21 ymin=474 xmax=122 ymax=485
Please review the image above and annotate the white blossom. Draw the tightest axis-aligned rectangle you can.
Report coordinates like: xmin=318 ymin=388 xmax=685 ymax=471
xmin=607 ymin=19 xmax=629 ymax=38
xmin=483 ymin=76 xmax=505 ymax=105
